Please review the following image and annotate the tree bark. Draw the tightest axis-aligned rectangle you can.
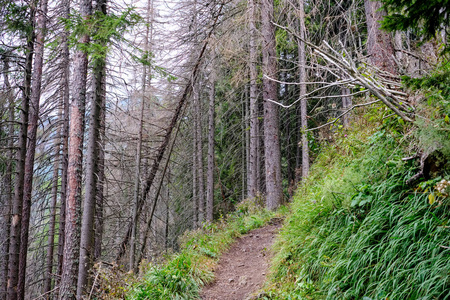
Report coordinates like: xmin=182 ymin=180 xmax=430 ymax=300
xmin=7 ymin=5 xmax=35 ymax=300
xmin=248 ymin=0 xmax=259 ymax=199
xmin=297 ymin=0 xmax=309 ymax=179
xmin=130 ymin=0 xmax=153 ymax=271
xmin=206 ymin=74 xmax=215 ymax=222
xmin=94 ymin=77 xmax=106 ymax=262
xmin=59 ymin=0 xmax=92 ymax=297
xmin=18 ymin=0 xmax=48 ymax=297
xmin=57 ymin=0 xmax=71 ymax=291
xmin=1 ymin=56 xmax=14 ymax=300
xmin=195 ymin=87 xmax=205 ymax=224
xmin=43 ymin=139 xmax=61 ymax=299
xmin=364 ymin=0 xmax=397 ymax=74
xmin=261 ymin=0 xmax=282 ymax=210
xmin=77 ymin=0 xmax=106 ymax=294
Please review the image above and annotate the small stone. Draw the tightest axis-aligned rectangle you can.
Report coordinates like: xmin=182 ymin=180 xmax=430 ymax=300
xmin=229 ymin=278 xmax=235 ymax=283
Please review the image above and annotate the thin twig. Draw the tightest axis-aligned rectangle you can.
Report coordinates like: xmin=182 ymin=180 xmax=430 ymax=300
xmin=306 ymin=100 xmax=380 ymax=131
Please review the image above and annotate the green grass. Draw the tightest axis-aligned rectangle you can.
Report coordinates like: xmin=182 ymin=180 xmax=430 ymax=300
xmin=262 ymin=123 xmax=450 ymax=299
xmin=127 ymin=202 xmax=277 ymax=299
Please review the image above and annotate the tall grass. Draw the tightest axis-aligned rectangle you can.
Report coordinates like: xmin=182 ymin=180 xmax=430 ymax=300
xmin=265 ymin=125 xmax=450 ymax=299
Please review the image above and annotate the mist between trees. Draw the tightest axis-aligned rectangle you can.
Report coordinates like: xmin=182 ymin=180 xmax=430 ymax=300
xmin=0 ymin=0 xmax=446 ymax=298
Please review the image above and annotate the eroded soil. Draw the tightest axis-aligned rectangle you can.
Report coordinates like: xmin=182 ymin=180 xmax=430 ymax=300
xmin=200 ymin=219 xmax=282 ymax=300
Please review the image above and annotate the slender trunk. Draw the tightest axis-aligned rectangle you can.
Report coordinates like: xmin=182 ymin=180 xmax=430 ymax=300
xmin=18 ymin=0 xmax=48 ymax=297
xmin=195 ymin=88 xmax=205 ymax=224
xmin=59 ymin=0 xmax=92 ymax=297
xmin=7 ymin=5 xmax=35 ymax=300
xmin=192 ymin=100 xmax=198 ymax=228
xmin=1 ymin=57 xmax=14 ymax=300
xmin=94 ymin=72 xmax=107 ymax=262
xmin=164 ymin=185 xmax=169 ymax=251
xmin=43 ymin=142 xmax=61 ymax=299
xmin=130 ymin=0 xmax=152 ymax=270
xmin=364 ymin=0 xmax=396 ymax=74
xmin=57 ymin=0 xmax=71 ymax=290
xmin=77 ymin=0 xmax=106 ymax=293
xmin=341 ymin=87 xmax=351 ymax=127
xmin=298 ymin=0 xmax=309 ymax=179
xmin=248 ymin=0 xmax=259 ymax=198
xmin=206 ymin=76 xmax=215 ymax=222
xmin=261 ymin=0 xmax=282 ymax=210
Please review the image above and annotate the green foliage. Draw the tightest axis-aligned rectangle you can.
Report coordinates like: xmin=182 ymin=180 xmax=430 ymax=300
xmin=403 ymin=62 xmax=450 ymax=156
xmin=264 ymin=122 xmax=450 ymax=299
xmin=0 ymin=0 xmax=33 ymax=37
xmin=126 ymin=207 xmax=276 ymax=299
xmin=62 ymin=7 xmax=140 ymax=60
xmin=381 ymin=0 xmax=449 ymax=47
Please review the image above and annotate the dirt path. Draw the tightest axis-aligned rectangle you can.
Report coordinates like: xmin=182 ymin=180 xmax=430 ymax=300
xmin=200 ymin=219 xmax=282 ymax=300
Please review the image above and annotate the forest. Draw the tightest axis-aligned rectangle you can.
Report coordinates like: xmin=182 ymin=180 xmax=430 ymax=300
xmin=0 ymin=0 xmax=449 ymax=298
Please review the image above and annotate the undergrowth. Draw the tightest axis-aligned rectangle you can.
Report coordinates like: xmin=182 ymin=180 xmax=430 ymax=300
xmin=262 ymin=116 xmax=450 ymax=299
xmin=125 ymin=201 xmax=277 ymax=299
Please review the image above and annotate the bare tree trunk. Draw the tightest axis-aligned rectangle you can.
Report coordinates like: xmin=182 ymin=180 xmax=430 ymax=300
xmin=18 ymin=0 xmax=48 ymax=297
xmin=364 ymin=0 xmax=396 ymax=74
xmin=130 ymin=0 xmax=153 ymax=271
xmin=1 ymin=56 xmax=14 ymax=300
xmin=341 ymin=87 xmax=352 ymax=127
xmin=57 ymin=0 xmax=71 ymax=291
xmin=195 ymin=88 xmax=205 ymax=224
xmin=206 ymin=74 xmax=215 ymax=222
xmin=298 ymin=0 xmax=309 ymax=179
xmin=77 ymin=0 xmax=106 ymax=294
xmin=248 ymin=0 xmax=259 ymax=199
xmin=192 ymin=100 xmax=198 ymax=228
xmin=7 ymin=5 xmax=35 ymax=300
xmin=59 ymin=0 xmax=92 ymax=297
xmin=164 ymin=184 xmax=170 ymax=251
xmin=94 ymin=80 xmax=106 ymax=262
xmin=43 ymin=140 xmax=61 ymax=299
xmin=261 ymin=0 xmax=282 ymax=210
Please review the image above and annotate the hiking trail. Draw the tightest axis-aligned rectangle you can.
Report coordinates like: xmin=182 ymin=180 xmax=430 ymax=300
xmin=200 ymin=219 xmax=282 ymax=300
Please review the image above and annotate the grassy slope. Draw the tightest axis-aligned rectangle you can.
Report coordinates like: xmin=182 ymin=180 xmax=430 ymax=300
xmin=263 ymin=117 xmax=450 ymax=299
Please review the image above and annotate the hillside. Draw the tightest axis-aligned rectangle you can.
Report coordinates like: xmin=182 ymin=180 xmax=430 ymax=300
xmin=98 ymin=65 xmax=450 ymax=299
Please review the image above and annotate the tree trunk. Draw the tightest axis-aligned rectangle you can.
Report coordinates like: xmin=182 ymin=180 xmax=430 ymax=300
xmin=57 ymin=0 xmax=71 ymax=291
xmin=298 ymin=0 xmax=309 ymax=179
xmin=195 ymin=87 xmax=205 ymax=224
xmin=1 ymin=56 xmax=14 ymax=300
xmin=77 ymin=0 xmax=106 ymax=293
xmin=206 ymin=75 xmax=215 ymax=222
xmin=192 ymin=97 xmax=198 ymax=228
xmin=59 ymin=0 xmax=92 ymax=297
xmin=364 ymin=0 xmax=397 ymax=74
xmin=248 ymin=0 xmax=259 ymax=199
xmin=261 ymin=0 xmax=282 ymax=210
xmin=94 ymin=80 xmax=106 ymax=262
xmin=341 ymin=87 xmax=352 ymax=127
xmin=18 ymin=0 xmax=48 ymax=297
xmin=43 ymin=141 xmax=61 ymax=299
xmin=7 ymin=5 xmax=35 ymax=299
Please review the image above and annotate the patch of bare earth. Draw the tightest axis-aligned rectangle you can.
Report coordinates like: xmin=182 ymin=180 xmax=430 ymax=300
xmin=200 ymin=219 xmax=282 ymax=300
